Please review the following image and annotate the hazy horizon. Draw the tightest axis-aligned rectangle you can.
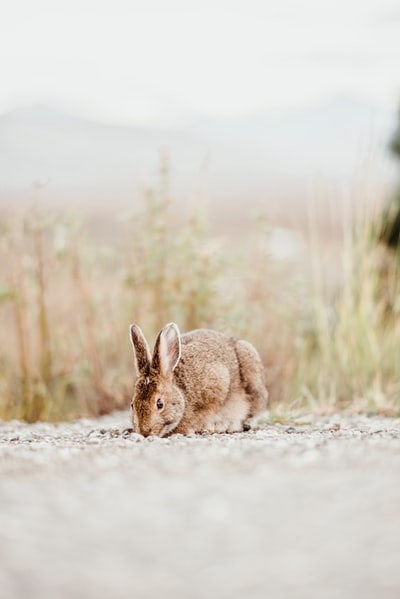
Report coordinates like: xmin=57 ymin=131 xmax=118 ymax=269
xmin=0 ymin=97 xmax=395 ymax=195
xmin=1 ymin=0 xmax=399 ymax=128
xmin=1 ymin=0 xmax=399 ymax=233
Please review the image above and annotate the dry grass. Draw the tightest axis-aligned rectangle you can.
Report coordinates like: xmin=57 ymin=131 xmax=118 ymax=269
xmin=294 ymin=210 xmax=400 ymax=415
xmin=0 ymin=174 xmax=399 ymax=421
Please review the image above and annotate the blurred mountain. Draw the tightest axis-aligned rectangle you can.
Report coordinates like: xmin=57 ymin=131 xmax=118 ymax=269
xmin=0 ymin=99 xmax=396 ymax=209
xmin=0 ymin=104 xmax=199 ymax=191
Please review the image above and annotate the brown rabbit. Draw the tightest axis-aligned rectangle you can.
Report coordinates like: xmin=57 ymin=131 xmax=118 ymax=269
xmin=129 ymin=322 xmax=268 ymax=437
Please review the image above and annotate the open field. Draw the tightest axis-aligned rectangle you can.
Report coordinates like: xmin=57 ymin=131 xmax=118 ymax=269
xmin=1 ymin=176 xmax=399 ymax=422
xmin=1 ymin=411 xmax=399 ymax=599
xmin=1 ymin=179 xmax=398 ymax=599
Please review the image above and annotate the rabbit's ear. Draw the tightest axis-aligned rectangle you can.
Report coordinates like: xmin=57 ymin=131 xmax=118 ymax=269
xmin=152 ymin=322 xmax=181 ymax=376
xmin=129 ymin=324 xmax=151 ymax=375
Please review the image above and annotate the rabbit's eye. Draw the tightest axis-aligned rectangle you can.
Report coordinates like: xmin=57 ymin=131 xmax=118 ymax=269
xmin=156 ymin=398 xmax=164 ymax=410
xmin=130 ymin=401 xmax=133 ymax=410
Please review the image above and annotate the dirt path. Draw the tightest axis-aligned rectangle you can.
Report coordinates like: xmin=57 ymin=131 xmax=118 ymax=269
xmin=1 ymin=412 xmax=399 ymax=599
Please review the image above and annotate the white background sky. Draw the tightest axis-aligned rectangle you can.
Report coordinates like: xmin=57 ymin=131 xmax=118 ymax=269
xmin=0 ymin=0 xmax=399 ymax=126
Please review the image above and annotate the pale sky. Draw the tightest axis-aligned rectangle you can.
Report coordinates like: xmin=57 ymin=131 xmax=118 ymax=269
xmin=1 ymin=0 xmax=399 ymax=126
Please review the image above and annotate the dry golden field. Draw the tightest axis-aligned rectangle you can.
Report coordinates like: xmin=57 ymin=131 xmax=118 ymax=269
xmin=0 ymin=168 xmax=399 ymax=422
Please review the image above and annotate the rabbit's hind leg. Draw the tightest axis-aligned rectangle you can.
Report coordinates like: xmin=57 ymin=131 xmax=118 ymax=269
xmin=234 ymin=340 xmax=269 ymax=418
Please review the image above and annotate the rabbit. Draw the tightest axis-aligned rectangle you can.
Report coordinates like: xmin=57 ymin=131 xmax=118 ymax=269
xmin=129 ymin=322 xmax=268 ymax=437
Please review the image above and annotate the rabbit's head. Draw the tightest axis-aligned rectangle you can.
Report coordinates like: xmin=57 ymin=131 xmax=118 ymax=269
xmin=129 ymin=323 xmax=185 ymax=437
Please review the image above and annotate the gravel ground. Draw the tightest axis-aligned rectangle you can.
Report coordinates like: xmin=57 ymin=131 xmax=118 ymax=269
xmin=0 ymin=412 xmax=399 ymax=599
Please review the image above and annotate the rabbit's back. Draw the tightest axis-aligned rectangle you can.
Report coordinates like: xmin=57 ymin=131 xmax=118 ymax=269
xmin=177 ymin=329 xmax=268 ymax=430
xmin=175 ymin=329 xmax=239 ymax=392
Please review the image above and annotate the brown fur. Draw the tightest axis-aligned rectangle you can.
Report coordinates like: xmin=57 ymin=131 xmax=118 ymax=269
xmin=129 ymin=323 xmax=268 ymax=437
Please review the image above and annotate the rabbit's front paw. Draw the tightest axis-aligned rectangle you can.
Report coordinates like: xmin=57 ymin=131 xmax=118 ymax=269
xmin=227 ymin=420 xmax=246 ymax=433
